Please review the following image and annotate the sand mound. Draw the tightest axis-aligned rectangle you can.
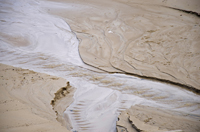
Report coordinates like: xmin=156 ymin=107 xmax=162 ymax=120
xmin=0 ymin=63 xmax=75 ymax=132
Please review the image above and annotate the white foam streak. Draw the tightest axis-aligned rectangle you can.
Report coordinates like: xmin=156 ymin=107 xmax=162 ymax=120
xmin=0 ymin=0 xmax=83 ymax=66
xmin=65 ymin=78 xmax=158 ymax=132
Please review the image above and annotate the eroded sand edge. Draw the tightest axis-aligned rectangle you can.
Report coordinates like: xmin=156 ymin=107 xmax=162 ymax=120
xmin=116 ymin=105 xmax=200 ymax=132
xmin=0 ymin=63 xmax=74 ymax=132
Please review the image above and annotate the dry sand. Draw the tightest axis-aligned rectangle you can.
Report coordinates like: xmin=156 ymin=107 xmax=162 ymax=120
xmin=46 ymin=0 xmax=200 ymax=90
xmin=0 ymin=63 xmax=74 ymax=132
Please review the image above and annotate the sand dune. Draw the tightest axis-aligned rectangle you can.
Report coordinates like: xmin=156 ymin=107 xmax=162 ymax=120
xmin=0 ymin=63 xmax=74 ymax=132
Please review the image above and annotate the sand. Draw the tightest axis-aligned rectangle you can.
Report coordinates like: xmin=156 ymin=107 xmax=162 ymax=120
xmin=0 ymin=63 xmax=74 ymax=132
xmin=46 ymin=0 xmax=200 ymax=90
xmin=0 ymin=0 xmax=200 ymax=131
xmin=0 ymin=63 xmax=199 ymax=132
xmin=117 ymin=105 xmax=200 ymax=132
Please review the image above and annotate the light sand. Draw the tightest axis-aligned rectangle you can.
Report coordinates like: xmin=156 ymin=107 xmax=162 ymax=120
xmin=46 ymin=0 xmax=200 ymax=90
xmin=0 ymin=63 xmax=74 ymax=132
xmin=117 ymin=105 xmax=200 ymax=132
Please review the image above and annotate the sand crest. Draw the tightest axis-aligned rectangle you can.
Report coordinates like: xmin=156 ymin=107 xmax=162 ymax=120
xmin=0 ymin=63 xmax=74 ymax=132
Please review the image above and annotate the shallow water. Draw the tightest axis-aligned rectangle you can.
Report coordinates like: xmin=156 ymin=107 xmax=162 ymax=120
xmin=0 ymin=0 xmax=200 ymax=132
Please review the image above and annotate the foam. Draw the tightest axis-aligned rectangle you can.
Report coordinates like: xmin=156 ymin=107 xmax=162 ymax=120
xmin=0 ymin=0 xmax=82 ymax=66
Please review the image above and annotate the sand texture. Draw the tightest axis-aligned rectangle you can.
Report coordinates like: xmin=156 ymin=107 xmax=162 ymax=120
xmin=0 ymin=63 xmax=75 ymax=132
xmin=0 ymin=0 xmax=200 ymax=131
xmin=46 ymin=0 xmax=200 ymax=89
xmin=117 ymin=105 xmax=200 ymax=132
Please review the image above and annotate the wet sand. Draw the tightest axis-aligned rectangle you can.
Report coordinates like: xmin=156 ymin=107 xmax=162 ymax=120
xmin=46 ymin=0 xmax=200 ymax=89
xmin=0 ymin=0 xmax=200 ymax=131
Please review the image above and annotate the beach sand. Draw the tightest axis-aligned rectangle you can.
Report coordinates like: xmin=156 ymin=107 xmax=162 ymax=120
xmin=0 ymin=63 xmax=74 ymax=132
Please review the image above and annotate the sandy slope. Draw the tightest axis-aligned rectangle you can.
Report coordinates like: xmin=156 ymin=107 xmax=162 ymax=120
xmin=0 ymin=63 xmax=74 ymax=132
xmin=46 ymin=0 xmax=200 ymax=89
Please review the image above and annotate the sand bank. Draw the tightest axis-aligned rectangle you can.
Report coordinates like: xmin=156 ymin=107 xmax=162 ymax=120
xmin=117 ymin=105 xmax=200 ymax=132
xmin=46 ymin=0 xmax=200 ymax=90
xmin=0 ymin=63 xmax=74 ymax=132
